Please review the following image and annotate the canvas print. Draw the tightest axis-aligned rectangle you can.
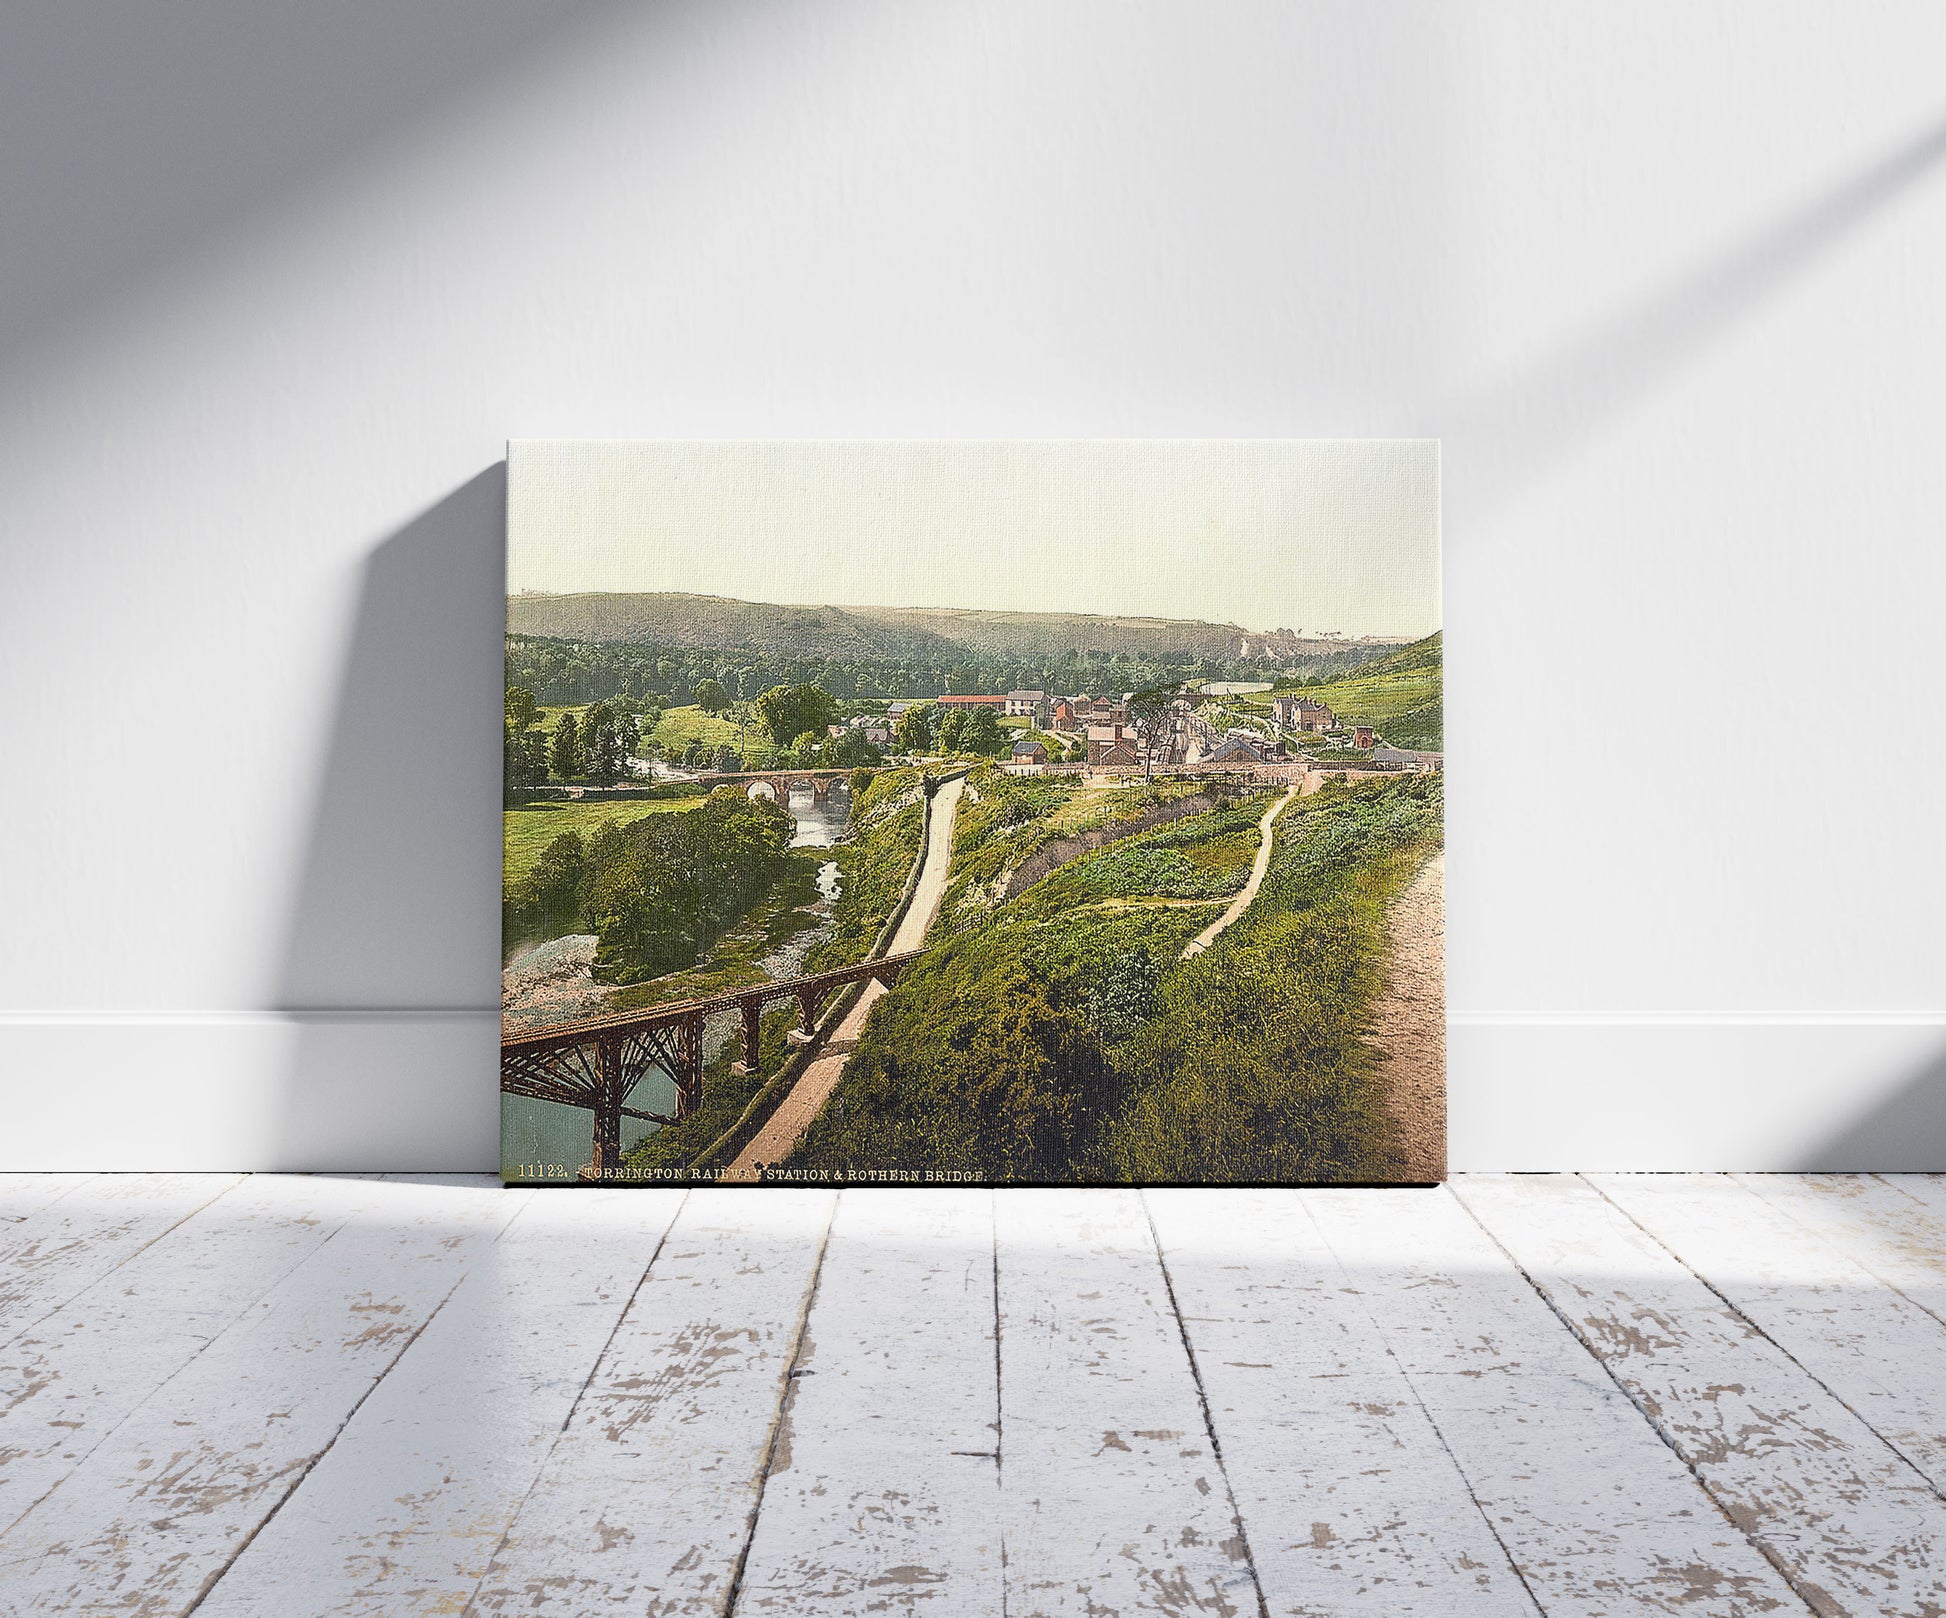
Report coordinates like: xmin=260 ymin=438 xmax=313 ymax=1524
xmin=501 ymin=440 xmax=1443 ymax=1186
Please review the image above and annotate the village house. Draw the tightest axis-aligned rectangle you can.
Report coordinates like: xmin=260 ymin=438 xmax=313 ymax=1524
xmin=1374 ymin=744 xmax=1443 ymax=773
xmin=1073 ymin=696 xmax=1129 ymax=727
xmin=1272 ymin=694 xmax=1336 ymax=733
xmin=1005 ymin=689 xmax=1049 ymax=720
xmin=1049 ymin=698 xmax=1077 ymax=731
xmin=1087 ymin=722 xmax=1143 ymax=768
xmin=1010 ymin=737 xmax=1048 ymax=764
xmin=1353 ymin=724 xmax=1376 ymax=748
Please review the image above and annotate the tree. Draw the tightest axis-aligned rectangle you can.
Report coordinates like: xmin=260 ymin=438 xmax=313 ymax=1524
xmin=517 ymin=830 xmax=585 ymax=937
xmin=831 ymin=727 xmax=880 ymax=768
xmin=957 ymin=705 xmax=1001 ymax=755
xmin=790 ymin=729 xmax=826 ymax=767
xmin=895 ymin=702 xmax=938 ymax=754
xmin=583 ymin=701 xmax=628 ymax=785
xmin=503 ymin=720 xmax=546 ymax=799
xmin=693 ymin=678 xmax=728 ymax=715
xmin=1127 ymin=682 xmax=1184 ymax=779
xmin=937 ymin=709 xmax=965 ymax=753
xmin=754 ymin=683 xmax=839 ymax=748
xmin=549 ymin=711 xmax=583 ymax=780
xmin=505 ymin=685 xmax=538 ymax=733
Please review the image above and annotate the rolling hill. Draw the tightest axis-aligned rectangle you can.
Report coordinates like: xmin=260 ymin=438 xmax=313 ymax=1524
xmin=506 ymin=591 xmax=1408 ymax=666
xmin=1260 ymin=631 xmax=1443 ymax=749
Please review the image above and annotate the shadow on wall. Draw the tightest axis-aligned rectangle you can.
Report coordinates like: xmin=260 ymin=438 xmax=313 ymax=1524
xmin=1797 ymin=1046 xmax=1946 ymax=1173
xmin=0 ymin=1 xmax=647 ymax=376
xmin=270 ymin=466 xmax=506 ymax=1171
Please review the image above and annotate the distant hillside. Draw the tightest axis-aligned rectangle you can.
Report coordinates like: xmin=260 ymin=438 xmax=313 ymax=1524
xmin=506 ymin=591 xmax=1407 ymax=665
xmin=1263 ymin=630 xmax=1442 ymax=750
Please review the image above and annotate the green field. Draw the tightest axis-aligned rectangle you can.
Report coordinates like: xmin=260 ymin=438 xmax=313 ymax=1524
xmin=651 ymin=704 xmax=776 ymax=764
xmin=502 ymin=797 xmax=701 ymax=889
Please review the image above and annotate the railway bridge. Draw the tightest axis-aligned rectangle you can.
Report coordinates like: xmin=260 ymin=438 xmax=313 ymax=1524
xmin=500 ymin=951 xmax=922 ymax=1178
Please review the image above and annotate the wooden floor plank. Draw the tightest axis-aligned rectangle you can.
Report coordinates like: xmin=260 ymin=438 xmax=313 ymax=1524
xmin=0 ymin=1175 xmax=524 ymax=1616
xmin=1146 ymin=1188 xmax=1537 ymax=1616
xmin=0 ymin=1174 xmax=96 ymax=1223
xmin=0 ymin=1175 xmax=405 ymax=1537
xmin=1458 ymin=1174 xmax=1946 ymax=1617
xmin=732 ymin=1188 xmax=1003 ymax=1615
xmin=995 ymin=1188 xmax=1261 ymax=1618
xmin=1734 ymin=1176 xmax=1946 ymax=1323
xmin=0 ymin=1173 xmax=245 ymax=1348
xmin=464 ymin=1188 xmax=837 ymax=1616
xmin=1305 ymin=1187 xmax=1805 ymax=1616
xmin=191 ymin=1187 xmax=687 ymax=1617
xmin=1594 ymin=1174 xmax=1946 ymax=1499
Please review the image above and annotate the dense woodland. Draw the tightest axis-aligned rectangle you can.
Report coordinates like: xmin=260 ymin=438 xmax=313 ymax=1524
xmin=505 ymin=632 xmax=1394 ymax=708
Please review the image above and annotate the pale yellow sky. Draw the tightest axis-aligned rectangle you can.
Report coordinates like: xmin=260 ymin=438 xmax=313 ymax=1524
xmin=507 ymin=440 xmax=1440 ymax=638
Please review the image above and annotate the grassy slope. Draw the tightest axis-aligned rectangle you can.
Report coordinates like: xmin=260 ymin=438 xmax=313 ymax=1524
xmin=1102 ymin=776 xmax=1442 ymax=1182
xmin=786 ymin=771 xmax=1441 ymax=1182
xmin=1257 ymin=631 xmax=1442 ymax=749
xmin=502 ymin=797 xmax=700 ymax=888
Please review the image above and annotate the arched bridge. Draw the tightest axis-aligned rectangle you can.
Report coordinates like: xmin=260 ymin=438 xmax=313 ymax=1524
xmin=697 ymin=768 xmax=866 ymax=803
xmin=501 ymin=951 xmax=921 ymax=1179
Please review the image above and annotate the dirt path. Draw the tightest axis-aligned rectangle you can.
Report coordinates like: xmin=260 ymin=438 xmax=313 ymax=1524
xmin=1181 ymin=784 xmax=1299 ymax=959
xmin=720 ymin=775 xmax=965 ymax=1181
xmin=1369 ymin=849 xmax=1446 ymax=1182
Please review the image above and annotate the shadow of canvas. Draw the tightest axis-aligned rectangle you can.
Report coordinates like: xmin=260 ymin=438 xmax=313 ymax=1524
xmin=269 ymin=465 xmax=506 ymax=1171
xmin=1796 ymin=1042 xmax=1946 ymax=1172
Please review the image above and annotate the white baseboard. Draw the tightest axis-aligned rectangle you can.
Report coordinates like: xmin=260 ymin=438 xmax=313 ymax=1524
xmin=1 ymin=1014 xmax=1941 ymax=1173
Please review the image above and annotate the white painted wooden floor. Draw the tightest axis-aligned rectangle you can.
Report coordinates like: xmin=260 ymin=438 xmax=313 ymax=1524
xmin=3 ymin=1176 xmax=1945 ymax=1615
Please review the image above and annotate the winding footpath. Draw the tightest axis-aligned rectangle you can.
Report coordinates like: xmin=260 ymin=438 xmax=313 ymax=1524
xmin=720 ymin=774 xmax=965 ymax=1181
xmin=1180 ymin=782 xmax=1299 ymax=959
xmin=1370 ymin=848 xmax=1446 ymax=1180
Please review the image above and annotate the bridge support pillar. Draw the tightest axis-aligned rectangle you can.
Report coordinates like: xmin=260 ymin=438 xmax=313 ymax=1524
xmin=733 ymin=999 xmax=763 ymax=1075
xmin=788 ymin=985 xmax=822 ymax=1044
xmin=588 ymin=1035 xmax=625 ymax=1181
xmin=674 ymin=1012 xmax=706 ymax=1117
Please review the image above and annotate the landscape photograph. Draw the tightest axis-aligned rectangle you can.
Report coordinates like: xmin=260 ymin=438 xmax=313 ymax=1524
xmin=501 ymin=440 xmax=1443 ymax=1186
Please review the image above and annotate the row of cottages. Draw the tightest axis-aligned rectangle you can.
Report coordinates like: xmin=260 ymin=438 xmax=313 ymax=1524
xmin=1203 ymin=728 xmax=1291 ymax=766
xmin=935 ymin=694 xmax=1006 ymax=712
xmin=1066 ymin=695 xmax=1129 ymax=730
xmin=830 ymin=715 xmax=893 ymax=745
xmin=1271 ymin=694 xmax=1336 ymax=733
xmin=1373 ymin=744 xmax=1443 ymax=773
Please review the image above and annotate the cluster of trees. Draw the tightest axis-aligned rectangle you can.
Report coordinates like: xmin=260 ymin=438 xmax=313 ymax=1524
xmin=505 ymin=687 xmax=644 ymax=798
xmin=505 ymin=633 xmax=1375 ymax=709
xmin=510 ymin=788 xmax=797 ymax=983
xmin=892 ymin=701 xmax=1005 ymax=756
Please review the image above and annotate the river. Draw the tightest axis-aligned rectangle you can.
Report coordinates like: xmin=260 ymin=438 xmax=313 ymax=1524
xmin=500 ymin=790 xmax=850 ymax=1173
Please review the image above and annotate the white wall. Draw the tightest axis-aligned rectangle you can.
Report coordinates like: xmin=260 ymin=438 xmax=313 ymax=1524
xmin=4 ymin=1 xmax=1943 ymax=1171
